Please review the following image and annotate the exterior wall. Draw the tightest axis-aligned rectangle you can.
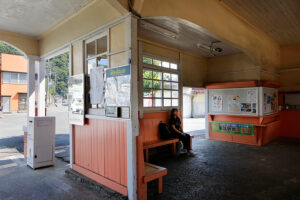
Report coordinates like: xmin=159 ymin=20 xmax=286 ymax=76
xmin=39 ymin=0 xmax=124 ymax=56
xmin=1 ymin=83 xmax=27 ymax=111
xmin=0 ymin=53 xmax=27 ymax=111
xmin=1 ymin=53 xmax=27 ymax=72
xmin=280 ymin=43 xmax=300 ymax=92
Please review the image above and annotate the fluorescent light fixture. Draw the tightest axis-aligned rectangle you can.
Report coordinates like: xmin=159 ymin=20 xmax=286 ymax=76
xmin=140 ymin=20 xmax=178 ymax=39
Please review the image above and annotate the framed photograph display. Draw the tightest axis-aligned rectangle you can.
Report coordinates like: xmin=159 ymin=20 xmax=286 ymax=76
xmin=68 ymin=74 xmax=85 ymax=125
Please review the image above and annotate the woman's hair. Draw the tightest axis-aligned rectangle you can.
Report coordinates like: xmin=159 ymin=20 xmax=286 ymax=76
xmin=170 ymin=108 xmax=178 ymax=119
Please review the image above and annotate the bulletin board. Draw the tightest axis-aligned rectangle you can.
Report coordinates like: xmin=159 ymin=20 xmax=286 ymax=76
xmin=208 ymin=87 xmax=259 ymax=116
xmin=261 ymin=87 xmax=278 ymax=115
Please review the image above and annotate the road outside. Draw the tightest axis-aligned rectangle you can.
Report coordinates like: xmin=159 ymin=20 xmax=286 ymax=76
xmin=0 ymin=105 xmax=69 ymax=159
xmin=183 ymin=117 xmax=207 ymax=138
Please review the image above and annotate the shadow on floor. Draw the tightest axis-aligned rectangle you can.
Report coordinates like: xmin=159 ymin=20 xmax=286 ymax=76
xmin=0 ymin=134 xmax=69 ymax=154
xmin=147 ymin=137 xmax=300 ymax=200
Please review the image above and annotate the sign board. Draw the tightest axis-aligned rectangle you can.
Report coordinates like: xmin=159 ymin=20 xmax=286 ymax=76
xmin=211 ymin=121 xmax=255 ymax=136
xmin=105 ymin=65 xmax=131 ymax=107
xmin=68 ymin=74 xmax=85 ymax=125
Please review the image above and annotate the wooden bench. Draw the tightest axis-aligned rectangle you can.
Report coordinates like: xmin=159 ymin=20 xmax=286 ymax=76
xmin=137 ymin=136 xmax=167 ymax=200
xmin=139 ymin=112 xmax=194 ymax=162
xmin=143 ymin=138 xmax=179 ymax=162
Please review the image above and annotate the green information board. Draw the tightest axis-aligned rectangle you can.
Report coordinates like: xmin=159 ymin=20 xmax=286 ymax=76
xmin=211 ymin=121 xmax=255 ymax=136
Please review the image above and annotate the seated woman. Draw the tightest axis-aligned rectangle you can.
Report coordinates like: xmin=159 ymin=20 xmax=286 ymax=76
xmin=169 ymin=108 xmax=195 ymax=156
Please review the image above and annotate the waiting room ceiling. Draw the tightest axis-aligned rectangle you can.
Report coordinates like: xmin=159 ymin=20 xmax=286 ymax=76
xmin=221 ymin=0 xmax=300 ymax=45
xmin=138 ymin=17 xmax=241 ymax=58
xmin=0 ymin=0 xmax=91 ymax=37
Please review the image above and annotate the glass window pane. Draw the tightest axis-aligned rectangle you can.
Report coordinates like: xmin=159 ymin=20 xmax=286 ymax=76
xmin=97 ymin=56 xmax=108 ymax=68
xmin=87 ymin=41 xmax=96 ymax=58
xmin=87 ymin=58 xmax=96 ymax=74
xmin=143 ymin=57 xmax=152 ymax=64
xmin=97 ymin=36 xmax=107 ymax=54
xmin=172 ymin=99 xmax=179 ymax=106
xmin=171 ymin=74 xmax=178 ymax=82
xmin=153 ymin=71 xmax=162 ymax=80
xmin=11 ymin=72 xmax=18 ymax=83
xmin=143 ymin=98 xmax=152 ymax=107
xmin=163 ymin=82 xmax=171 ymax=89
xmin=172 ymin=91 xmax=179 ymax=98
xmin=153 ymin=59 xmax=161 ymax=67
xmin=164 ymin=99 xmax=171 ymax=107
xmin=162 ymin=61 xmax=169 ymax=68
xmin=143 ymin=89 xmax=152 ymax=97
xmin=172 ymin=82 xmax=179 ymax=90
xmin=170 ymin=63 xmax=178 ymax=70
xmin=153 ymin=81 xmax=162 ymax=89
xmin=163 ymin=73 xmax=171 ymax=81
xmin=164 ymin=90 xmax=171 ymax=98
xmin=143 ymin=79 xmax=152 ymax=88
xmin=20 ymin=73 xmax=27 ymax=84
xmin=153 ymin=90 xmax=162 ymax=98
xmin=3 ymin=72 xmax=10 ymax=83
xmin=143 ymin=70 xmax=152 ymax=79
xmin=154 ymin=99 xmax=162 ymax=107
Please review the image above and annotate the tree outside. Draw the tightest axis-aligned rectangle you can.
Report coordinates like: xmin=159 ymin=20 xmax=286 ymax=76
xmin=46 ymin=52 xmax=69 ymax=104
xmin=0 ymin=42 xmax=23 ymax=55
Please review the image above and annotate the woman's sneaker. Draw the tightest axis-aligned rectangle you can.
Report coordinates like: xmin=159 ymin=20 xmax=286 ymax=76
xmin=187 ymin=151 xmax=196 ymax=157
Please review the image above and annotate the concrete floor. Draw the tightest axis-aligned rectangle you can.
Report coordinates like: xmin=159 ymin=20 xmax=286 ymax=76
xmin=0 ymin=136 xmax=300 ymax=199
xmin=147 ymin=137 xmax=300 ymax=200
xmin=0 ymin=157 xmax=123 ymax=200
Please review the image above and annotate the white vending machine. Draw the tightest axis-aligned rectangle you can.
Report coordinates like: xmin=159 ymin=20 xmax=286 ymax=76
xmin=27 ymin=116 xmax=55 ymax=169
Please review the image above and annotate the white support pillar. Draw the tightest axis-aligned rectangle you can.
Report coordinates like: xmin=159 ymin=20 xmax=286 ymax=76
xmin=27 ymin=55 xmax=38 ymax=117
xmin=205 ymin=89 xmax=209 ymax=138
xmin=38 ymin=59 xmax=46 ymax=116
xmin=126 ymin=15 xmax=138 ymax=200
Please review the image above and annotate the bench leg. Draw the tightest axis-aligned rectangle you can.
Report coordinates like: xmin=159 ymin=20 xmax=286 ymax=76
xmin=144 ymin=149 xmax=149 ymax=162
xmin=171 ymin=143 xmax=176 ymax=155
xmin=190 ymin=137 xmax=193 ymax=150
xmin=158 ymin=177 xmax=163 ymax=194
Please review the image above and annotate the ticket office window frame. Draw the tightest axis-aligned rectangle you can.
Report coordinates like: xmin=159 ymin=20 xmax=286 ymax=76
xmin=141 ymin=54 xmax=181 ymax=112
xmin=85 ymin=31 xmax=110 ymax=75
xmin=84 ymin=31 xmax=109 ymax=111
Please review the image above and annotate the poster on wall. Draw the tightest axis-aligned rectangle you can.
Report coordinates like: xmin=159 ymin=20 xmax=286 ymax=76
xmin=241 ymin=103 xmax=252 ymax=113
xmin=89 ymin=67 xmax=104 ymax=105
xmin=105 ymin=65 xmax=131 ymax=107
xmin=263 ymin=89 xmax=278 ymax=114
xmin=211 ymin=121 xmax=255 ymax=136
xmin=247 ymin=89 xmax=257 ymax=103
xmin=68 ymin=74 xmax=85 ymax=125
xmin=212 ymin=95 xmax=223 ymax=112
xmin=228 ymin=95 xmax=240 ymax=113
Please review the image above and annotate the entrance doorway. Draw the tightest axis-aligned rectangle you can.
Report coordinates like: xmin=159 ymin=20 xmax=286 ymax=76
xmin=182 ymin=87 xmax=207 ymax=138
xmin=18 ymin=93 xmax=27 ymax=111
xmin=2 ymin=96 xmax=10 ymax=112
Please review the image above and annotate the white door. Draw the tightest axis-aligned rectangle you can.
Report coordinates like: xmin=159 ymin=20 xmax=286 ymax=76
xmin=3 ymin=97 xmax=10 ymax=112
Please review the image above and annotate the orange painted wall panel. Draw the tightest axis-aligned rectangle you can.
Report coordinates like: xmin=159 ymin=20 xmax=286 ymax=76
xmin=73 ymin=118 xmax=127 ymax=190
xmin=209 ymin=114 xmax=280 ymax=146
xmin=279 ymin=111 xmax=300 ymax=138
xmin=0 ymin=53 xmax=27 ymax=73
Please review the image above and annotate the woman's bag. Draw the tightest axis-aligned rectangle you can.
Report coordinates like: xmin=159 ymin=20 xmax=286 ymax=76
xmin=159 ymin=122 xmax=172 ymax=140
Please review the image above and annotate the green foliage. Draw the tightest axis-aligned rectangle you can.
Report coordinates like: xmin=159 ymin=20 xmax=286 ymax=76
xmin=0 ymin=42 xmax=23 ymax=55
xmin=48 ymin=52 xmax=69 ymax=98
